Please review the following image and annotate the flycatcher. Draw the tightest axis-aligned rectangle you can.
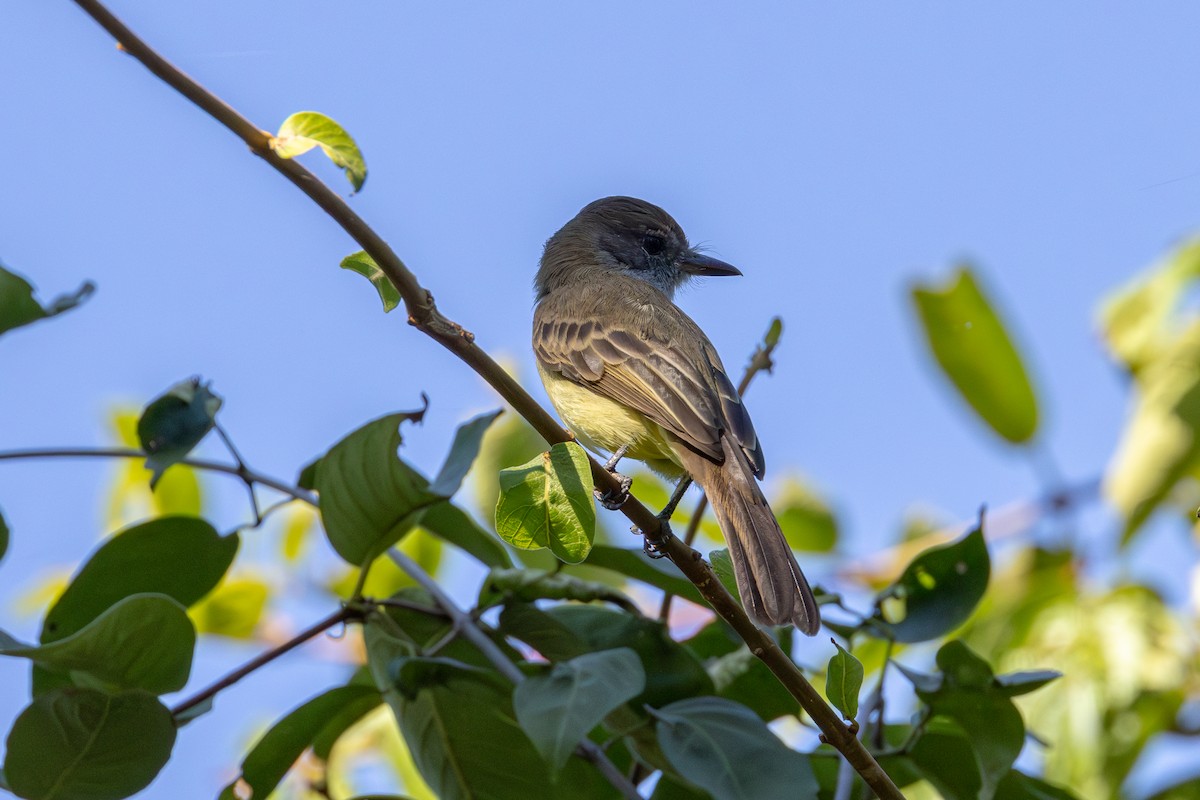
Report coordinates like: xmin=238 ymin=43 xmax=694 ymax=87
xmin=533 ymin=196 xmax=820 ymax=634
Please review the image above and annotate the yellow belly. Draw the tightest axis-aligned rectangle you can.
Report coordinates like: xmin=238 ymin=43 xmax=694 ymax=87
xmin=538 ymin=364 xmax=685 ymax=479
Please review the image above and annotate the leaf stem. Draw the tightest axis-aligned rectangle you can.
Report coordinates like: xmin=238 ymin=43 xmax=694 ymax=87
xmin=213 ymin=420 xmax=262 ymax=524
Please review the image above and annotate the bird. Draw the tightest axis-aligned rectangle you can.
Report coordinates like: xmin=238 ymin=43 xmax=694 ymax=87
xmin=532 ymin=196 xmax=820 ymax=634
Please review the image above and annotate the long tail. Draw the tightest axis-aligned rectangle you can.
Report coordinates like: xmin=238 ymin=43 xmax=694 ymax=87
xmin=677 ymin=438 xmax=820 ymax=635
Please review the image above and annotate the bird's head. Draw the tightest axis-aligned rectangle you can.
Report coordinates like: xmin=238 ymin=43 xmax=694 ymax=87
xmin=535 ymin=196 xmax=740 ymax=299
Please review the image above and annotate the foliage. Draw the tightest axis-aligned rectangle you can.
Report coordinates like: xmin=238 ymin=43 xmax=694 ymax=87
xmin=2 ymin=12 xmax=1199 ymax=800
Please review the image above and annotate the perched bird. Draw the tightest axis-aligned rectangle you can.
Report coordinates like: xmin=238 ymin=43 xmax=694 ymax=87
xmin=532 ymin=196 xmax=820 ymax=634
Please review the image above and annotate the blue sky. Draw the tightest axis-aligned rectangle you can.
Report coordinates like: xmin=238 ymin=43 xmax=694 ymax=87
xmin=4 ymin=2 xmax=1200 ymax=796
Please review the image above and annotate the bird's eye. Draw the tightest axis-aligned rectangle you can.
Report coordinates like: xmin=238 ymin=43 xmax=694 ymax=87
xmin=641 ymin=234 xmax=666 ymax=256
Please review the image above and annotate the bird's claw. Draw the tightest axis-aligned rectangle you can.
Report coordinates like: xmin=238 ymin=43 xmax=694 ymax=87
xmin=595 ymin=472 xmax=632 ymax=510
xmin=632 ymin=518 xmax=673 ymax=559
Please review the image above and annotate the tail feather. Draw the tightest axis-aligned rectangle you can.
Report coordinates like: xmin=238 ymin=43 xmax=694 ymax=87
xmin=678 ymin=438 xmax=820 ymax=635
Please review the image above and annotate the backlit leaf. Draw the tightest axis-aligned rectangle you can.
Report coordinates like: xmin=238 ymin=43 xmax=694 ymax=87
xmin=273 ymin=111 xmax=368 ymax=192
xmin=495 ymin=442 xmax=595 ymax=563
xmin=912 ymin=266 xmax=1039 ymax=443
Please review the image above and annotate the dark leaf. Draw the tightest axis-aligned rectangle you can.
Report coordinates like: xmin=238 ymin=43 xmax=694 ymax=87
xmin=650 ymin=697 xmax=818 ymax=800
xmin=420 ymin=502 xmax=512 ymax=568
xmin=580 ymin=545 xmax=706 ymax=606
xmin=704 ymin=645 xmax=798 ymax=722
xmin=994 ymin=670 xmax=1062 ymax=698
xmin=137 ymin=377 xmax=223 ymax=488
xmin=218 ymin=685 xmax=381 ymax=800
xmin=312 ymin=407 xmax=449 ymax=566
xmin=41 ymin=516 xmax=236 ymax=645
xmin=428 ymin=410 xmax=503 ymax=497
xmin=4 ymin=594 xmax=194 ymax=694
xmin=0 ymin=264 xmax=94 ymax=338
xmin=514 ymin=648 xmax=645 ymax=772
xmin=3 ymin=688 xmax=175 ymax=800
xmin=995 ymin=770 xmax=1082 ymax=800
xmin=0 ymin=507 xmax=8 ymax=564
xmin=369 ymin=653 xmax=610 ymax=799
xmin=501 ymin=604 xmax=713 ymax=709
xmin=874 ymin=518 xmax=990 ymax=643
xmin=480 ymin=568 xmax=637 ymax=613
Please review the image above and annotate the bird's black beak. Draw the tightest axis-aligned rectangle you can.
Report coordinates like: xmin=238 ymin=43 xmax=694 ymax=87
xmin=680 ymin=251 xmax=742 ymax=277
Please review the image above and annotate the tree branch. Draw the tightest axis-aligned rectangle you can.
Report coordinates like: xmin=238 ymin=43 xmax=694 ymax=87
xmin=67 ymin=4 xmax=901 ymax=796
xmin=0 ymin=446 xmax=315 ymax=504
xmin=171 ymin=604 xmax=358 ymax=719
xmin=386 ymin=548 xmax=643 ymax=800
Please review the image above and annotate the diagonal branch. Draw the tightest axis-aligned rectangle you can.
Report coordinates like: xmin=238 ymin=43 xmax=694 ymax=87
xmin=67 ymin=3 xmax=901 ymax=796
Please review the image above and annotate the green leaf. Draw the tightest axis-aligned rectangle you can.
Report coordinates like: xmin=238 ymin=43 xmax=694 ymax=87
xmin=513 ymin=648 xmax=645 ymax=773
xmin=429 ymin=410 xmax=503 ymax=497
xmin=994 ymin=669 xmax=1062 ymax=698
xmin=995 ymin=770 xmax=1081 ymax=800
xmin=774 ymin=477 xmax=838 ymax=552
xmin=370 ymin=654 xmax=610 ymax=800
xmin=874 ymin=518 xmax=990 ymax=643
xmin=340 ymin=251 xmax=401 ymax=312
xmin=313 ymin=408 xmax=449 ymax=566
xmin=578 ymin=544 xmax=706 ymax=606
xmin=218 ymin=684 xmax=381 ymax=800
xmin=0 ymin=507 xmax=8 ymax=564
xmin=42 ymin=516 xmax=237 ymax=645
xmin=4 ymin=594 xmax=195 ymax=694
xmin=495 ymin=441 xmax=596 ymax=563
xmin=1098 ymin=237 xmax=1200 ymax=376
xmin=907 ymin=641 xmax=1027 ymax=800
xmin=1104 ymin=319 xmax=1200 ymax=541
xmin=912 ymin=266 xmax=1039 ymax=443
xmin=907 ymin=721 xmax=983 ymax=800
xmin=650 ymin=697 xmax=818 ymax=800
xmin=3 ymin=688 xmax=175 ymax=800
xmin=825 ymin=641 xmax=863 ymax=721
xmin=0 ymin=264 xmax=94 ymax=338
xmin=273 ymin=110 xmax=367 ymax=192
xmin=763 ymin=316 xmax=783 ymax=349
xmin=480 ymin=567 xmax=637 ymax=612
xmin=704 ymin=645 xmax=799 ymax=722
xmin=502 ymin=604 xmax=713 ymax=709
xmin=708 ymin=548 xmax=740 ymax=600
xmin=137 ymin=378 xmax=223 ymax=488
xmin=419 ymin=502 xmax=512 ymax=568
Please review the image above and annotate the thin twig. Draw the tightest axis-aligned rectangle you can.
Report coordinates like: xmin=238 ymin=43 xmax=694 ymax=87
xmin=0 ymin=446 xmax=315 ymax=505
xmin=67 ymin=5 xmax=901 ymax=795
xmin=170 ymin=605 xmax=358 ymax=719
xmin=387 ymin=548 xmax=642 ymax=800
xmin=213 ymin=420 xmax=261 ymax=524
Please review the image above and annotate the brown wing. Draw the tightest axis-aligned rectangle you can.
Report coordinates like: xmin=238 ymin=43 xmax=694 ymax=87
xmin=534 ymin=295 xmax=765 ymax=476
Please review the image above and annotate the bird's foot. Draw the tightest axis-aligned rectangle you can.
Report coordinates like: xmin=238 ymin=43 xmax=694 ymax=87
xmin=632 ymin=517 xmax=674 ymax=559
xmin=595 ymin=472 xmax=633 ymax=510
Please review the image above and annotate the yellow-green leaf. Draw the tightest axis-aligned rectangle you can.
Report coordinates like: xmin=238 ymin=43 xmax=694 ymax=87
xmin=912 ymin=266 xmax=1039 ymax=444
xmin=1105 ymin=320 xmax=1200 ymax=541
xmin=494 ymin=442 xmax=595 ymax=564
xmin=341 ymin=251 xmax=401 ymax=312
xmin=272 ymin=111 xmax=367 ymax=192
